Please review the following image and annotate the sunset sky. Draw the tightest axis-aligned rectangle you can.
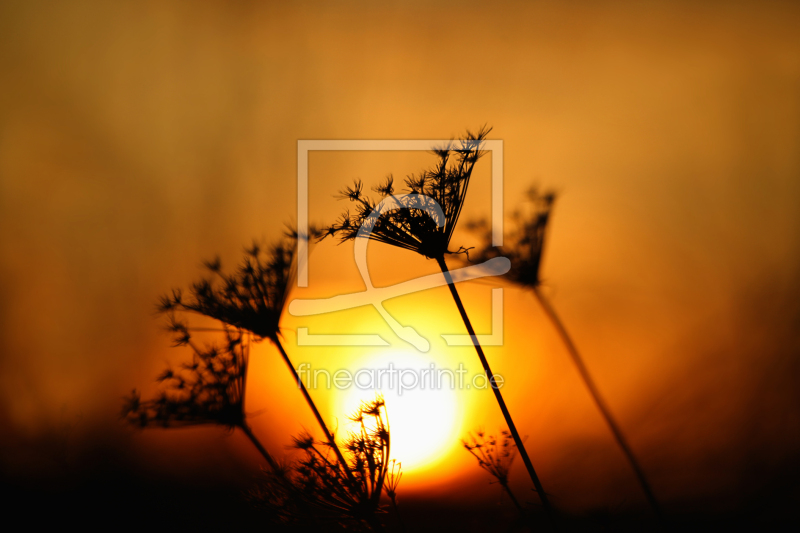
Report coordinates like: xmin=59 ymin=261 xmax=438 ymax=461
xmin=2 ymin=0 xmax=799 ymax=528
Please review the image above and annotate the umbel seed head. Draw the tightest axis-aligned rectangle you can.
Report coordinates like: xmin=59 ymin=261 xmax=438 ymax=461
xmin=468 ymin=185 xmax=556 ymax=288
xmin=323 ymin=126 xmax=492 ymax=261
xmin=157 ymin=228 xmax=314 ymax=341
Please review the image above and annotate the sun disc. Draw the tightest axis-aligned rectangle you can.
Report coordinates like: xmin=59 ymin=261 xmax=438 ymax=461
xmin=337 ymin=350 xmax=462 ymax=473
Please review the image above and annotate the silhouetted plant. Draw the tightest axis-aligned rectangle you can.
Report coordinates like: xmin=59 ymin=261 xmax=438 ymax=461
xmin=466 ymin=186 xmax=555 ymax=288
xmin=322 ymin=127 xmax=557 ymax=527
xmin=383 ymin=459 xmax=403 ymax=531
xmin=252 ymin=397 xmax=400 ymax=532
xmin=121 ymin=324 xmax=279 ymax=470
xmin=322 ymin=131 xmax=482 ymax=259
xmin=469 ymin=186 xmax=663 ymax=521
xmin=156 ymin=228 xmax=355 ymax=485
xmin=463 ymin=429 xmax=523 ymax=513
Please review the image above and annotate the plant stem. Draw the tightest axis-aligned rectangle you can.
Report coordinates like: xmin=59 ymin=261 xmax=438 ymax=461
xmin=532 ymin=285 xmax=663 ymax=521
xmin=240 ymin=422 xmax=279 ymax=471
xmin=388 ymin=494 xmax=406 ymax=532
xmin=502 ymin=482 xmax=524 ymax=513
xmin=272 ymin=337 xmax=356 ymax=485
xmin=437 ymin=256 xmax=557 ymax=530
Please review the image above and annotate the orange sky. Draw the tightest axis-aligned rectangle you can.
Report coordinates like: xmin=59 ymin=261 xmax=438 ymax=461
xmin=1 ymin=0 xmax=800 ymax=521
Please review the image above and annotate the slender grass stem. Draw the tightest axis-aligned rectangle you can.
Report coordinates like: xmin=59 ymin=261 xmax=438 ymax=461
xmin=437 ymin=256 xmax=558 ymax=530
xmin=502 ymin=483 xmax=524 ymax=514
xmin=388 ymin=494 xmax=406 ymax=532
xmin=532 ymin=286 xmax=664 ymax=521
xmin=240 ymin=422 xmax=280 ymax=471
xmin=272 ymin=337 xmax=356 ymax=485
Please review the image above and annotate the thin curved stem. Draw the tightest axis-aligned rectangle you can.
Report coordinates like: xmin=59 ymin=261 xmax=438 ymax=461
xmin=271 ymin=337 xmax=356 ymax=486
xmin=437 ymin=256 xmax=558 ymax=530
xmin=532 ymin=285 xmax=664 ymax=521
xmin=502 ymin=482 xmax=524 ymax=514
xmin=240 ymin=422 xmax=280 ymax=471
xmin=388 ymin=494 xmax=406 ymax=533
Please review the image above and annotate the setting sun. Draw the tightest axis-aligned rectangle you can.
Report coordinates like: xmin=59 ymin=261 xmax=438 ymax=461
xmin=4 ymin=1 xmax=800 ymax=529
xmin=336 ymin=349 xmax=462 ymax=473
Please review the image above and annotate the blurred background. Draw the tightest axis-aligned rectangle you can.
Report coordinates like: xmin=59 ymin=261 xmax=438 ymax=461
xmin=1 ymin=0 xmax=799 ymax=529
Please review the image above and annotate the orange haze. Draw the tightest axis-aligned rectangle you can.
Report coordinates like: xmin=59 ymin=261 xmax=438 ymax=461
xmin=1 ymin=0 xmax=799 ymax=527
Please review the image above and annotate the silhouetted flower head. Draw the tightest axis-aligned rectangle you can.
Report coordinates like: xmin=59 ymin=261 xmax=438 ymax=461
xmin=462 ymin=429 xmax=518 ymax=488
xmin=322 ymin=127 xmax=492 ymax=260
xmin=383 ymin=459 xmax=402 ymax=501
xmin=251 ymin=396 xmax=398 ymax=530
xmin=157 ymin=227 xmax=316 ymax=340
xmin=468 ymin=186 xmax=556 ymax=287
xmin=121 ymin=326 xmax=249 ymax=430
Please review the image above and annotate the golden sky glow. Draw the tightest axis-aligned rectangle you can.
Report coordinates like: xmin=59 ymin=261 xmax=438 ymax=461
xmin=1 ymin=0 xmax=800 ymax=521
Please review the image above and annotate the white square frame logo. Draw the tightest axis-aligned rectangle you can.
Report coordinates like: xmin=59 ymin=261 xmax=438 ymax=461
xmin=294 ymin=139 xmax=505 ymax=349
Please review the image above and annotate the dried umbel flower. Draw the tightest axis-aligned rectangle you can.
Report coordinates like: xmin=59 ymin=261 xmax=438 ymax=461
xmin=322 ymin=127 xmax=556 ymax=526
xmin=154 ymin=227 xmax=354 ymax=483
xmin=121 ymin=325 xmax=279 ymax=470
xmin=468 ymin=186 xmax=664 ymax=521
xmin=464 ymin=430 xmax=531 ymax=522
xmin=156 ymin=229 xmax=306 ymax=341
xmin=322 ymin=126 xmax=491 ymax=260
xmin=122 ymin=326 xmax=248 ymax=429
xmin=251 ymin=397 xmax=399 ymax=532
xmin=383 ymin=459 xmax=402 ymax=502
xmin=467 ymin=186 xmax=555 ymax=287
xmin=463 ymin=430 xmax=519 ymax=491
